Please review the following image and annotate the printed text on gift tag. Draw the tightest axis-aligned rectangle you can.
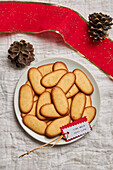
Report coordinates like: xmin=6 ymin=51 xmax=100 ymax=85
xmin=60 ymin=117 xmax=92 ymax=142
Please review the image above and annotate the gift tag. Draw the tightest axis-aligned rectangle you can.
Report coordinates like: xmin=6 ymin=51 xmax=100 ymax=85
xmin=60 ymin=117 xmax=92 ymax=142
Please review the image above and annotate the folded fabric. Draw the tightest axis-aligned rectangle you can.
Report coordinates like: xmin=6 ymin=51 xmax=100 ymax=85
xmin=0 ymin=2 xmax=113 ymax=78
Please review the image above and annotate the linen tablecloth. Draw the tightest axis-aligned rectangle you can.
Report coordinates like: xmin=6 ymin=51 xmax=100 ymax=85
xmin=0 ymin=0 xmax=113 ymax=169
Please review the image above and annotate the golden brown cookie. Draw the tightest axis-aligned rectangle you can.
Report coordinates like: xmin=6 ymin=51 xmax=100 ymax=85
xmin=41 ymin=69 xmax=67 ymax=88
xmin=66 ymin=84 xmax=79 ymax=98
xmin=73 ymin=69 xmax=94 ymax=95
xmin=23 ymin=115 xmax=47 ymax=135
xmin=37 ymin=63 xmax=53 ymax=76
xmin=46 ymin=115 xmax=70 ymax=137
xmin=68 ymin=98 xmax=72 ymax=111
xmin=51 ymin=87 xmax=69 ymax=116
xmin=21 ymin=101 xmax=37 ymax=117
xmin=53 ymin=61 xmax=68 ymax=71
xmin=85 ymin=95 xmax=92 ymax=107
xmin=19 ymin=84 xmax=33 ymax=113
xmin=28 ymin=67 xmax=45 ymax=95
xmin=26 ymin=80 xmax=35 ymax=96
xmin=82 ymin=106 xmax=96 ymax=123
xmin=71 ymin=92 xmax=86 ymax=120
xmin=40 ymin=104 xmax=62 ymax=118
xmin=36 ymin=91 xmax=51 ymax=120
xmin=56 ymin=72 xmax=75 ymax=93
xmin=67 ymin=98 xmax=73 ymax=122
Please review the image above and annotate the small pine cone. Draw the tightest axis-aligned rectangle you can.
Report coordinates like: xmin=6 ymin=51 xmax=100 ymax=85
xmin=8 ymin=40 xmax=35 ymax=67
xmin=88 ymin=12 xmax=113 ymax=41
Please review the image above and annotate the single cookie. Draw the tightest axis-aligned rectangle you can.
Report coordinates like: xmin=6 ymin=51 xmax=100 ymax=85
xmin=19 ymin=84 xmax=33 ymax=113
xmin=37 ymin=63 xmax=53 ymax=76
xmin=71 ymin=92 xmax=86 ymax=120
xmin=46 ymin=115 xmax=70 ymax=137
xmin=82 ymin=106 xmax=96 ymax=123
xmin=67 ymin=98 xmax=73 ymax=122
xmin=68 ymin=98 xmax=72 ymax=111
xmin=52 ymin=87 xmax=69 ymax=116
xmin=21 ymin=101 xmax=37 ymax=117
xmin=53 ymin=61 xmax=68 ymax=71
xmin=40 ymin=104 xmax=62 ymax=118
xmin=26 ymin=80 xmax=35 ymax=96
xmin=23 ymin=115 xmax=47 ymax=135
xmin=56 ymin=72 xmax=75 ymax=93
xmin=28 ymin=67 xmax=45 ymax=95
xmin=34 ymin=95 xmax=38 ymax=102
xmin=41 ymin=69 xmax=67 ymax=88
xmin=66 ymin=84 xmax=79 ymax=98
xmin=85 ymin=95 xmax=92 ymax=107
xmin=36 ymin=91 xmax=51 ymax=120
xmin=73 ymin=69 xmax=94 ymax=95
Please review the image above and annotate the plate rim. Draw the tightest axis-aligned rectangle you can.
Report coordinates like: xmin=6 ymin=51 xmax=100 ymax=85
xmin=14 ymin=57 xmax=101 ymax=145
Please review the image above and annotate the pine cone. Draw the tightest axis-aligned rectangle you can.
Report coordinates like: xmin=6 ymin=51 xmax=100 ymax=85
xmin=8 ymin=40 xmax=35 ymax=67
xmin=88 ymin=13 xmax=113 ymax=41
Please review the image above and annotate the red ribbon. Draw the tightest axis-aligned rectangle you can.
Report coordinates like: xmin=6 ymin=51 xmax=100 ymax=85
xmin=0 ymin=2 xmax=113 ymax=77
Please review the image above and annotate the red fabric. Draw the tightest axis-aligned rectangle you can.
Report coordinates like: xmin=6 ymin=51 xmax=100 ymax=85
xmin=0 ymin=2 xmax=113 ymax=77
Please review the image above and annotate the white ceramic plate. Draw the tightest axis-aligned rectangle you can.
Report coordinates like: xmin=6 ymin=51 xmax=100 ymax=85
xmin=14 ymin=57 xmax=100 ymax=145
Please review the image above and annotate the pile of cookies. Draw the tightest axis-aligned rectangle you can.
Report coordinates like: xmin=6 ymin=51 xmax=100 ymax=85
xmin=19 ymin=61 xmax=96 ymax=138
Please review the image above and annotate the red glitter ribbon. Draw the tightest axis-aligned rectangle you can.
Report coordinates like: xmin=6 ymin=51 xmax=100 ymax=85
xmin=0 ymin=1 xmax=113 ymax=78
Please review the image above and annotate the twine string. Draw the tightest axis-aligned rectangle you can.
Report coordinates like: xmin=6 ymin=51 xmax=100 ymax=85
xmin=19 ymin=133 xmax=68 ymax=158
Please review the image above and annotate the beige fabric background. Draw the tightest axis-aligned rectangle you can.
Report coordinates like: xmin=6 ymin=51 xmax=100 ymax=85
xmin=0 ymin=0 xmax=113 ymax=170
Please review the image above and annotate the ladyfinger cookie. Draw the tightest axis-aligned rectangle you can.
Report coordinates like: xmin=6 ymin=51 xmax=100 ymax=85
xmin=21 ymin=101 xmax=37 ymax=117
xmin=73 ymin=69 xmax=94 ymax=95
xmin=36 ymin=91 xmax=51 ymax=120
xmin=68 ymin=98 xmax=73 ymax=123
xmin=82 ymin=106 xmax=96 ymax=123
xmin=56 ymin=72 xmax=75 ymax=93
xmin=40 ymin=104 xmax=62 ymax=118
xmin=28 ymin=67 xmax=45 ymax=95
xmin=41 ymin=69 xmax=67 ymax=88
xmin=37 ymin=63 xmax=53 ymax=76
xmin=85 ymin=95 xmax=92 ymax=107
xmin=46 ymin=115 xmax=70 ymax=137
xmin=53 ymin=61 xmax=68 ymax=71
xmin=68 ymin=98 xmax=72 ymax=112
xmin=26 ymin=80 xmax=35 ymax=96
xmin=71 ymin=92 xmax=86 ymax=120
xmin=51 ymin=87 xmax=69 ymax=116
xmin=19 ymin=84 xmax=33 ymax=113
xmin=66 ymin=84 xmax=79 ymax=98
xmin=23 ymin=115 xmax=47 ymax=135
